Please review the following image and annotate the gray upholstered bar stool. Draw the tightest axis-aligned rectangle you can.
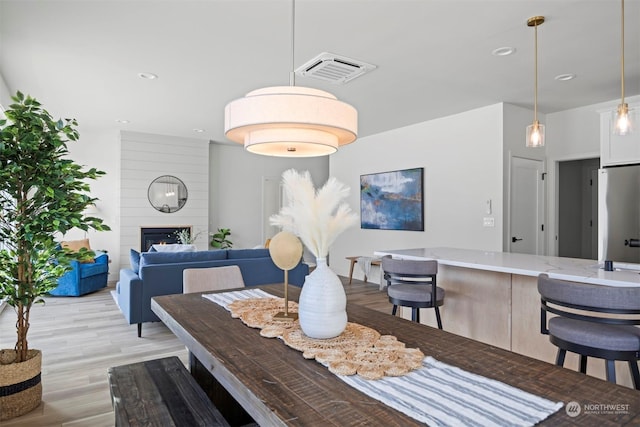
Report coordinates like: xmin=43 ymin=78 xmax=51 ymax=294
xmin=538 ymin=273 xmax=640 ymax=389
xmin=382 ymin=256 xmax=444 ymax=329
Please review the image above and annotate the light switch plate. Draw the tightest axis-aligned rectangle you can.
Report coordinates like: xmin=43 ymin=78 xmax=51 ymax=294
xmin=483 ymin=217 xmax=495 ymax=227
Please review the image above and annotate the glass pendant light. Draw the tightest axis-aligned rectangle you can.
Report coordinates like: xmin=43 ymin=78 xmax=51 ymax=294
xmin=614 ymin=0 xmax=632 ymax=136
xmin=526 ymin=16 xmax=545 ymax=148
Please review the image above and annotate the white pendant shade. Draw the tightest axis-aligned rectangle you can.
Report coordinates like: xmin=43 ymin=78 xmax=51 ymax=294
xmin=224 ymin=86 xmax=357 ymax=157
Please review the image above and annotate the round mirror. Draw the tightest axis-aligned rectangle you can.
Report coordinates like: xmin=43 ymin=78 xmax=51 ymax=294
xmin=148 ymin=175 xmax=188 ymax=213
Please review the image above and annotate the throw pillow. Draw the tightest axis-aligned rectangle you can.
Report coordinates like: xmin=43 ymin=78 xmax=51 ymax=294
xmin=61 ymin=238 xmax=94 ymax=263
xmin=150 ymin=244 xmax=196 ymax=252
xmin=130 ymin=249 xmax=141 ymax=273
xmin=61 ymin=238 xmax=91 ymax=252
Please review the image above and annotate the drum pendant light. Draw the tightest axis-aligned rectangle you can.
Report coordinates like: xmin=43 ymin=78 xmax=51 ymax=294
xmin=614 ymin=0 xmax=632 ymax=136
xmin=224 ymin=0 xmax=358 ymax=157
xmin=526 ymin=16 xmax=545 ymax=148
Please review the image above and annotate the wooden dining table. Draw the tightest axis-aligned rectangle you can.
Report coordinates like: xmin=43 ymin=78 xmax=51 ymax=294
xmin=151 ymin=284 xmax=640 ymax=426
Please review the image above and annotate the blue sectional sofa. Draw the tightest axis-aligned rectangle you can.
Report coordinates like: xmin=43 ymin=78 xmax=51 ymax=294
xmin=114 ymin=248 xmax=309 ymax=337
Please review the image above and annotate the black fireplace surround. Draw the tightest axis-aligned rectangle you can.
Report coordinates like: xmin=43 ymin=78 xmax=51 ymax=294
xmin=140 ymin=226 xmax=191 ymax=252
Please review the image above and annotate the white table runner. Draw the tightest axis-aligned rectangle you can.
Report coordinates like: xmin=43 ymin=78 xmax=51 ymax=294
xmin=203 ymin=289 xmax=563 ymax=426
xmin=203 ymin=288 xmax=276 ymax=308
xmin=340 ymin=357 xmax=562 ymax=427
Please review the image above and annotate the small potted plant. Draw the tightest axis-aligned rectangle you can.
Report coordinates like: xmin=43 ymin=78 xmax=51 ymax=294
xmin=174 ymin=228 xmax=203 ymax=245
xmin=0 ymin=91 xmax=109 ymax=420
xmin=210 ymin=228 xmax=233 ymax=249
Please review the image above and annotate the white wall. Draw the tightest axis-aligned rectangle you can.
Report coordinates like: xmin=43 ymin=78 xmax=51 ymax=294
xmin=120 ymin=131 xmax=209 ymax=274
xmin=61 ymin=127 xmax=120 ymax=282
xmin=210 ymin=143 xmax=329 ymax=250
xmin=502 ymin=103 xmax=547 ymax=252
xmin=329 ymin=103 xmax=505 ymax=280
xmin=0 ymin=73 xmax=10 ymax=110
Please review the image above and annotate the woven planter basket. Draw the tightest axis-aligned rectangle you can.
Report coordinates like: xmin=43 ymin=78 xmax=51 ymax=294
xmin=0 ymin=349 xmax=42 ymax=421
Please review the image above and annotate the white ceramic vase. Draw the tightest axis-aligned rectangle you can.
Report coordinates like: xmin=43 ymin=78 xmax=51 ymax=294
xmin=298 ymin=258 xmax=347 ymax=339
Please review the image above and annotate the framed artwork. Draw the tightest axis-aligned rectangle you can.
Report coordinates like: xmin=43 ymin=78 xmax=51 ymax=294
xmin=360 ymin=167 xmax=424 ymax=231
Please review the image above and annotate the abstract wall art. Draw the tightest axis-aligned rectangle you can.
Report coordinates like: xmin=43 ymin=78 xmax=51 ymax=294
xmin=360 ymin=167 xmax=424 ymax=231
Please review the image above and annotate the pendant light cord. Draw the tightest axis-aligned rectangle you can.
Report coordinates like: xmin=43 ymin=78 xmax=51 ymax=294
xmin=290 ymin=0 xmax=296 ymax=87
xmin=620 ymin=0 xmax=625 ymax=104
xmin=534 ymin=21 xmax=539 ymax=122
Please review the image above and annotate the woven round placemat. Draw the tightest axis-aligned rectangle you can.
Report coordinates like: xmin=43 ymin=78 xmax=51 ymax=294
xmin=229 ymin=297 xmax=424 ymax=380
xmin=229 ymin=296 xmax=300 ymax=336
xmin=282 ymin=322 xmax=380 ymax=352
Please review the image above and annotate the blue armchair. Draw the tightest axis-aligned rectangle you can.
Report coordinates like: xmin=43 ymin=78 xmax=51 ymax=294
xmin=50 ymin=251 xmax=109 ymax=296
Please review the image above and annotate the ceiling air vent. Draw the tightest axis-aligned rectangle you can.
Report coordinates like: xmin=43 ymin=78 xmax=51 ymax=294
xmin=295 ymin=52 xmax=376 ymax=84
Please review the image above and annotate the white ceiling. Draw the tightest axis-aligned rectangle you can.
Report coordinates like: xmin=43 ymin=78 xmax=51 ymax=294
xmin=1 ymin=0 xmax=639 ymax=144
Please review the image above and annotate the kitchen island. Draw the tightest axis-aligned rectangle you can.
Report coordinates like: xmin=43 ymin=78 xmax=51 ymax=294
xmin=374 ymin=247 xmax=640 ymax=388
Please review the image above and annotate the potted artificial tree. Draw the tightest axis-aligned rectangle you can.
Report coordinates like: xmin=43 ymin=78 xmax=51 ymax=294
xmin=0 ymin=91 xmax=109 ymax=420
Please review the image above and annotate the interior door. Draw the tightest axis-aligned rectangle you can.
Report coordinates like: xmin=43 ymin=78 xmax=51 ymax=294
xmin=510 ymin=157 xmax=545 ymax=255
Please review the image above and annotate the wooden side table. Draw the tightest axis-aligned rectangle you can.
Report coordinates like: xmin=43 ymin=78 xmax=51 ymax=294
xmin=346 ymin=256 xmax=381 ymax=284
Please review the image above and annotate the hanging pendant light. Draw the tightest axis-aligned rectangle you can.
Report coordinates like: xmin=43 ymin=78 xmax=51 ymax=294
xmin=614 ymin=0 xmax=632 ymax=136
xmin=224 ymin=0 xmax=357 ymax=157
xmin=526 ymin=16 xmax=545 ymax=148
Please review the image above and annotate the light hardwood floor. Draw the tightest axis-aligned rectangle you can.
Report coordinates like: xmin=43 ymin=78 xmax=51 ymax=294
xmin=0 ymin=277 xmax=389 ymax=427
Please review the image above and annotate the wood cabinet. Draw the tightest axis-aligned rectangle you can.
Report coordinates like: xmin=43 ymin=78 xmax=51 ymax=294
xmin=428 ymin=269 xmax=635 ymax=388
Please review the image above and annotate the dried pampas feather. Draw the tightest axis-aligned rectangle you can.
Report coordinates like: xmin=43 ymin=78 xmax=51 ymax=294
xmin=270 ymin=169 xmax=358 ymax=258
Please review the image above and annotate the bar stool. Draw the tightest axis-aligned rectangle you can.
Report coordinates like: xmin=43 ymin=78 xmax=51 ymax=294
xmin=382 ymin=256 xmax=444 ymax=329
xmin=538 ymin=273 xmax=640 ymax=389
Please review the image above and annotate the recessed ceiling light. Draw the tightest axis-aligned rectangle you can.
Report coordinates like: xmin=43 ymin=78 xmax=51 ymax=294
xmin=492 ymin=47 xmax=516 ymax=56
xmin=116 ymin=119 xmax=130 ymax=124
xmin=555 ymin=73 xmax=576 ymax=81
xmin=138 ymin=72 xmax=158 ymax=80
xmin=193 ymin=128 xmax=205 ymax=133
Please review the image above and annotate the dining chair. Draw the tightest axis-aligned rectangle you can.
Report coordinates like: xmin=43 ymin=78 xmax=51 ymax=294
xmin=382 ymin=256 xmax=444 ymax=329
xmin=183 ymin=265 xmax=245 ymax=294
xmin=537 ymin=273 xmax=640 ymax=389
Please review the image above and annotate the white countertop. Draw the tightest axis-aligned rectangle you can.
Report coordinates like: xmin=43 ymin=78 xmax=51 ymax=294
xmin=373 ymin=247 xmax=640 ymax=287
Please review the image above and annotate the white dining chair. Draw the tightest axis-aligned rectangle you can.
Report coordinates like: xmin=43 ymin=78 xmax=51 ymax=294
xmin=182 ymin=265 xmax=245 ymax=294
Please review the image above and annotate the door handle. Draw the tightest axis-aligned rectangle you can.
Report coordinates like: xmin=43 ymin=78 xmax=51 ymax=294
xmin=625 ymin=238 xmax=639 ymax=248
xmin=512 ymin=237 xmax=523 ymax=243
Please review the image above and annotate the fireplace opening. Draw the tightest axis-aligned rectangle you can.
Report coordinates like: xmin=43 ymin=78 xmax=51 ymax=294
xmin=140 ymin=226 xmax=191 ymax=252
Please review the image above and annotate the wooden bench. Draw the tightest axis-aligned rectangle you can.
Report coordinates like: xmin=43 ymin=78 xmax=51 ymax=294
xmin=108 ymin=356 xmax=230 ymax=427
xmin=346 ymin=256 xmax=382 ymax=284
